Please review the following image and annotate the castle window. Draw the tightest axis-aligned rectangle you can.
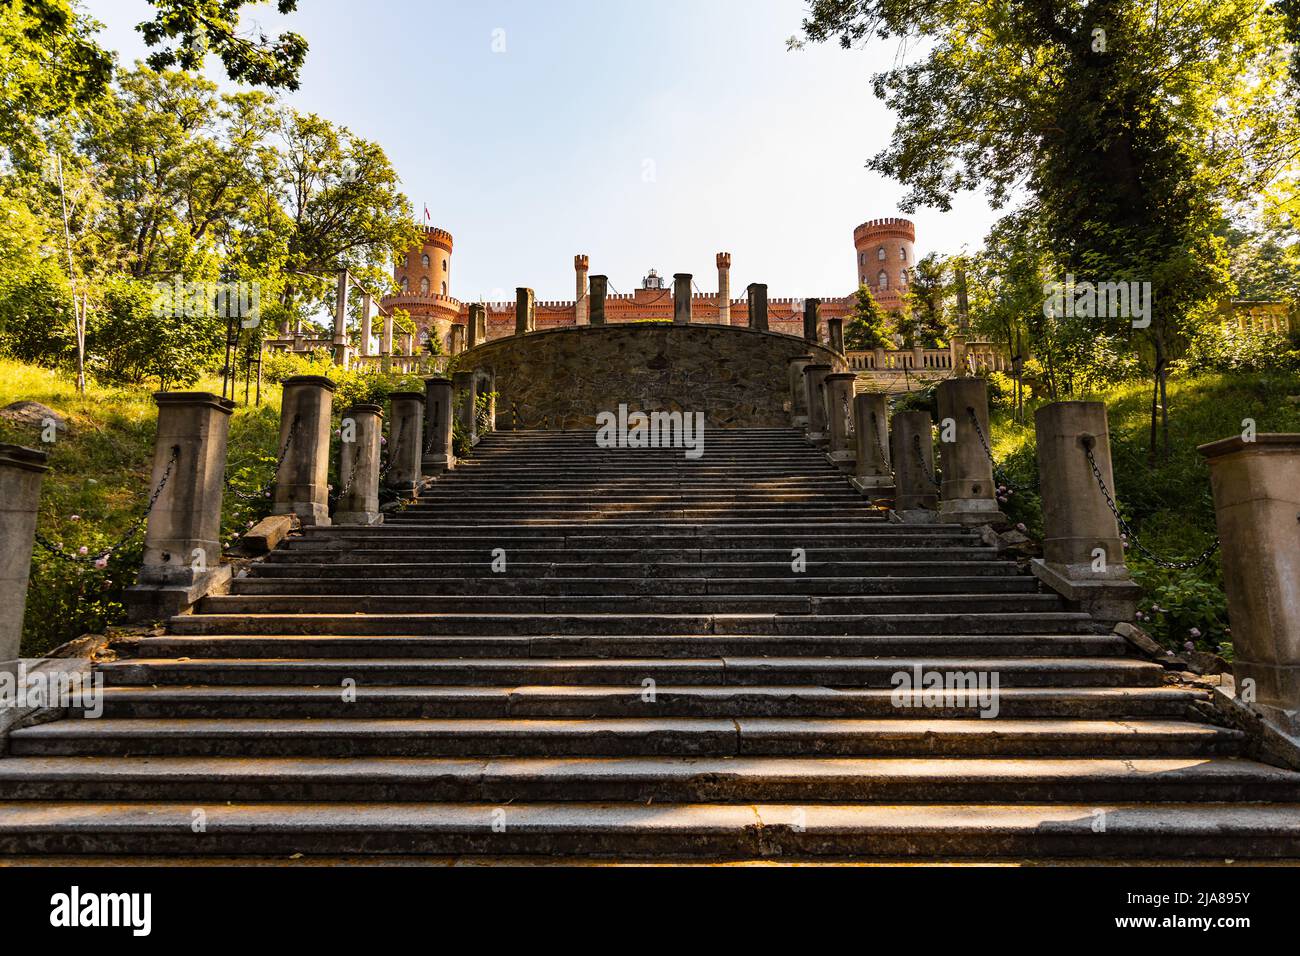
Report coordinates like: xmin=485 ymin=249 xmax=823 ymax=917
xmin=900 ymin=247 xmax=907 ymax=262
xmin=900 ymin=269 xmax=909 ymax=287
xmin=402 ymin=254 xmax=409 ymax=268
xmin=421 ymin=254 xmax=430 ymax=268
xmin=441 ymin=281 xmax=447 ymax=296
xmin=400 ymin=276 xmax=408 ymax=293
xmin=877 ymin=247 xmax=886 ymax=261
xmin=420 ymin=277 xmax=430 ymax=295
xmin=877 ymin=270 xmax=889 ymax=290
xmin=858 ymin=252 xmax=865 ymax=266
xmin=443 ymin=259 xmax=448 ymax=273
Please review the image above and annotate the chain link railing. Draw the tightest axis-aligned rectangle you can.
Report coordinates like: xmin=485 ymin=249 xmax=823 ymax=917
xmin=226 ymin=414 xmax=299 ymax=502
xmin=1083 ymin=440 xmax=1221 ymax=570
xmin=34 ymin=445 xmax=180 ymax=566
xmin=966 ymin=406 xmax=1037 ymax=493
xmin=868 ymin=411 xmax=892 ymax=474
xmin=913 ymin=433 xmax=942 ymax=489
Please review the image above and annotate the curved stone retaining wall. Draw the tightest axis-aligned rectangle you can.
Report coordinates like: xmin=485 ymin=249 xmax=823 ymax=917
xmin=456 ymin=323 xmax=843 ymax=429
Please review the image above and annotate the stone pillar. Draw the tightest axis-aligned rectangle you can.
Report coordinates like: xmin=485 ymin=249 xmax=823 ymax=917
xmin=334 ymin=404 xmax=384 ymax=526
xmin=359 ymin=293 xmax=373 ymax=357
xmin=949 ymin=333 xmax=967 ymax=372
xmin=716 ymin=253 xmax=731 ymax=325
xmin=1199 ymin=433 xmax=1300 ymax=731
xmin=0 ymin=445 xmax=48 ymax=661
xmin=273 ymin=376 xmax=335 ymax=527
xmin=787 ymin=355 xmax=813 ymax=427
xmin=804 ymin=298 xmax=821 ymax=345
xmin=467 ymin=303 xmax=488 ymax=348
xmin=452 ymin=370 xmax=478 ymax=449
xmin=589 ymin=275 xmax=607 ymax=326
xmin=385 ymin=391 xmax=425 ymax=498
xmin=827 ymin=317 xmax=844 ymax=355
xmin=824 ymin=372 xmax=858 ymax=472
xmin=891 ymin=410 xmax=939 ymax=522
xmin=402 ymin=331 xmax=414 ymax=355
xmin=575 ymin=255 xmax=590 ymax=326
xmin=1030 ymin=401 xmax=1138 ymax=622
xmin=128 ymin=392 xmax=236 ymax=620
xmin=802 ymin=363 xmax=832 ymax=445
xmin=449 ymin=324 xmax=465 ymax=356
xmin=332 ymin=271 xmax=349 ymax=367
xmin=673 ymin=274 xmax=692 ymax=325
xmin=515 ymin=288 xmax=535 ymax=335
xmin=380 ymin=310 xmax=394 ymax=360
xmin=422 ymin=377 xmax=454 ymax=473
xmin=852 ymin=393 xmax=892 ymax=494
xmin=935 ymin=377 xmax=1006 ymax=527
xmin=747 ymin=283 xmax=769 ymax=332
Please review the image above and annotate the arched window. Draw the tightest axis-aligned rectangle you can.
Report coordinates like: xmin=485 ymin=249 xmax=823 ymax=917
xmin=860 ymin=274 xmax=867 ymax=285
xmin=400 ymin=276 xmax=409 ymax=293
xmin=441 ymin=281 xmax=447 ymax=296
xmin=899 ymin=247 xmax=908 ymax=262
xmin=900 ymin=269 xmax=909 ymax=287
xmin=877 ymin=247 xmax=886 ymax=261
xmin=421 ymin=254 xmax=430 ymax=268
xmin=402 ymin=254 xmax=409 ymax=268
xmin=442 ymin=259 xmax=448 ymax=273
xmin=420 ymin=277 xmax=430 ymax=295
xmin=877 ymin=270 xmax=889 ymax=290
xmin=858 ymin=252 xmax=865 ymax=266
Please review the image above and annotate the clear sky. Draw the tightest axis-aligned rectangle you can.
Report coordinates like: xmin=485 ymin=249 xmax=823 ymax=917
xmin=82 ymin=0 xmax=1003 ymax=302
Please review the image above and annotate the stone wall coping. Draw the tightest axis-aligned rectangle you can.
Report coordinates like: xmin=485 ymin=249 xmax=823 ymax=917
xmin=342 ymin=403 xmax=384 ymax=416
xmin=456 ymin=319 xmax=841 ymax=364
xmin=804 ymin=363 xmax=834 ymax=372
xmin=1198 ymin=433 xmax=1300 ymax=460
xmin=152 ymin=391 xmax=236 ymax=414
xmin=387 ymin=390 xmax=427 ymax=401
xmin=824 ymin=371 xmax=860 ymax=382
xmin=0 ymin=442 xmax=49 ymax=474
xmin=421 ymin=376 xmax=453 ymax=385
xmin=281 ymin=375 xmax=337 ymax=392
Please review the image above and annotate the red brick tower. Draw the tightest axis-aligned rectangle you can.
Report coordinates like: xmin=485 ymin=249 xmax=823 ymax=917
xmin=383 ymin=226 xmax=461 ymax=352
xmin=853 ymin=218 xmax=915 ymax=311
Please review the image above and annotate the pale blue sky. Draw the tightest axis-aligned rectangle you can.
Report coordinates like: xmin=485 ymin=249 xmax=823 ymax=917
xmin=82 ymin=0 xmax=1002 ymax=301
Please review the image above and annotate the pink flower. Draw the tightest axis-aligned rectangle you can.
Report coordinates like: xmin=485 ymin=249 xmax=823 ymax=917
xmin=1015 ymin=523 xmax=1026 ymax=532
xmin=1189 ymin=627 xmax=1202 ymax=638
xmin=1135 ymin=611 xmax=1144 ymax=620
xmin=69 ymin=514 xmax=80 ymax=522
xmin=1184 ymin=641 xmax=1196 ymax=652
xmin=77 ymin=546 xmax=88 ymax=555
xmin=93 ymin=557 xmax=108 ymax=570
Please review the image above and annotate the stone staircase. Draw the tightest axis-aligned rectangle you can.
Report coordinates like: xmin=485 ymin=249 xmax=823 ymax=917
xmin=2 ymin=427 xmax=1299 ymax=860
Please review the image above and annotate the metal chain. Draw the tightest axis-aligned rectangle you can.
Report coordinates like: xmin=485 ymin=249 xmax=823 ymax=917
xmin=1083 ymin=443 xmax=1221 ymax=570
xmin=378 ymin=416 xmax=407 ymax=481
xmin=34 ymin=446 xmax=180 ymax=565
xmin=226 ymin=414 xmax=299 ymax=502
xmin=913 ymin=433 xmax=942 ymax=488
xmin=966 ymin=406 xmax=1036 ymax=493
xmin=331 ymin=441 xmax=363 ymax=505
xmin=869 ymin=411 xmax=892 ymax=474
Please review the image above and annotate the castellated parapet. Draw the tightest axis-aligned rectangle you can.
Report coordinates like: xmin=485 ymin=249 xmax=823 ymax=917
xmin=380 ymin=217 xmax=917 ymax=349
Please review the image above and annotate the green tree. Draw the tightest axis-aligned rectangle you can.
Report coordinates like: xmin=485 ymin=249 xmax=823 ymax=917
xmin=844 ymin=284 xmax=893 ymax=350
xmin=901 ymin=252 xmax=948 ymax=348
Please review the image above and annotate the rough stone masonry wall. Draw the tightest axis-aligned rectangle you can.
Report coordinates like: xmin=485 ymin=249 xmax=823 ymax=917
xmin=460 ymin=323 xmax=843 ymax=429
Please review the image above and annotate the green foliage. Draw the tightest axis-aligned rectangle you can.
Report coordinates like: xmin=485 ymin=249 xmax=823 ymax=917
xmin=1177 ymin=323 xmax=1300 ymax=374
xmin=901 ymin=253 xmax=948 ymax=348
xmin=138 ymin=0 xmax=309 ymax=91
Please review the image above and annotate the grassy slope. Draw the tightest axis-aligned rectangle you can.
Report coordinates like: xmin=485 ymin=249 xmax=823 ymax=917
xmin=988 ymin=369 xmax=1300 ymax=651
xmin=0 ymin=359 xmax=282 ymax=656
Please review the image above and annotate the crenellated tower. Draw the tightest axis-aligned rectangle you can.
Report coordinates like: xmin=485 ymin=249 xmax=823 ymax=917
xmin=853 ymin=217 xmax=915 ymax=311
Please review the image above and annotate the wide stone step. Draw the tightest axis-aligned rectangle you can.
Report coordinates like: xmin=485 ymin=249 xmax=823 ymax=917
xmin=6 ymin=717 xmax=1241 ymax=758
xmin=7 ymin=801 xmax=1298 ymax=858
xmin=195 ymin=593 xmax=1067 ymax=616
xmin=269 ymin=548 xmax=1006 ymax=565
xmin=249 ymin=561 xmax=1025 ymax=580
xmin=167 ymin=611 xmax=1097 ymax=637
xmin=229 ymin=575 xmax=1040 ymax=597
xmin=121 ymin=631 xmax=1130 ymax=660
xmin=97 ymin=655 xmax=1163 ymax=687
xmin=5 ymin=801 xmax=1299 ymax=858
xmin=1 ymin=755 xmax=1291 ymax=804
xmin=294 ymin=528 xmax=965 ymax=545
xmin=84 ymin=683 xmax=1205 ymax=720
